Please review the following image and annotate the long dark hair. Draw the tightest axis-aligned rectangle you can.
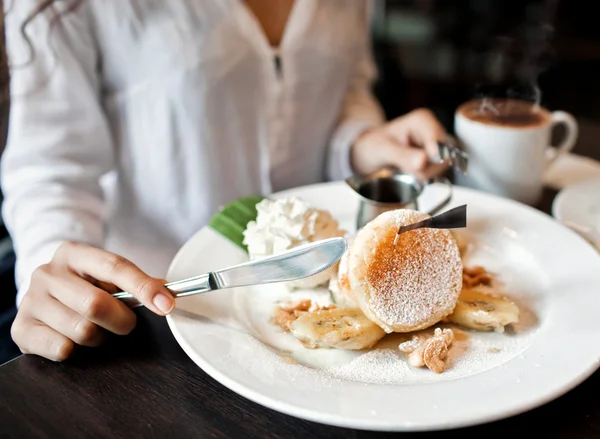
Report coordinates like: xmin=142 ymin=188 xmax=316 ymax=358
xmin=0 ymin=0 xmax=83 ymax=150
xmin=1 ymin=0 xmax=83 ymax=101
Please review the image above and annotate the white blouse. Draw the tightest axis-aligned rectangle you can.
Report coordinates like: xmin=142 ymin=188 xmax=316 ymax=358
xmin=2 ymin=0 xmax=385 ymax=304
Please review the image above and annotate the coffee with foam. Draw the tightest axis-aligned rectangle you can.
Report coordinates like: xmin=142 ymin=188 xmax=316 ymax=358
xmin=458 ymin=98 xmax=550 ymax=128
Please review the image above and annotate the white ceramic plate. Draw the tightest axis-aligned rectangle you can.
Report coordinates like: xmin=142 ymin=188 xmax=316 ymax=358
xmin=166 ymin=182 xmax=600 ymax=432
xmin=553 ymin=177 xmax=600 ymax=251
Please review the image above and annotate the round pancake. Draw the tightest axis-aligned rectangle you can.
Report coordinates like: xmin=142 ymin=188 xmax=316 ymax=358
xmin=346 ymin=209 xmax=462 ymax=333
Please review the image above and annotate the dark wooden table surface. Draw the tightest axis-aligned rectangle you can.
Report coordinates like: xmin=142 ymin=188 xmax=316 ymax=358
xmin=1 ymin=150 xmax=600 ymax=439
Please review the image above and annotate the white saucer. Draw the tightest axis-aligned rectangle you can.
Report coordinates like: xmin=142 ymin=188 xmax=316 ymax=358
xmin=552 ymin=178 xmax=600 ymax=250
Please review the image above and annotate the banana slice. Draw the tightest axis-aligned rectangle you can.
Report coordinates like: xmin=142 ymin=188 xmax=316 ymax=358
xmin=446 ymin=288 xmax=520 ymax=333
xmin=291 ymin=307 xmax=386 ymax=350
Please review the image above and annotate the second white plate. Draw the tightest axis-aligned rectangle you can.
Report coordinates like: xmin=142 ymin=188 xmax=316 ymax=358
xmin=553 ymin=177 xmax=600 ymax=251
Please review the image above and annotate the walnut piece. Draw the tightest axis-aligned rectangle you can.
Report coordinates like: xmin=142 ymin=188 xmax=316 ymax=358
xmin=423 ymin=338 xmax=449 ymax=374
xmin=462 ymin=266 xmax=494 ymax=289
xmin=279 ymin=299 xmax=312 ymax=313
xmin=404 ymin=328 xmax=455 ymax=374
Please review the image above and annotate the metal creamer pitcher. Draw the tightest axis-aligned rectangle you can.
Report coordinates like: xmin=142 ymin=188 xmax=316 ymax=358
xmin=345 ymin=167 xmax=454 ymax=230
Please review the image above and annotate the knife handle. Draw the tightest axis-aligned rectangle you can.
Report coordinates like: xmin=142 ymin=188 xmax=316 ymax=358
xmin=111 ymin=273 xmax=212 ymax=308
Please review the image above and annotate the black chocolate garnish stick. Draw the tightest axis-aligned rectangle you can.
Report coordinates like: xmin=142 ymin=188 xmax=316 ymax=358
xmin=393 ymin=205 xmax=467 ymax=245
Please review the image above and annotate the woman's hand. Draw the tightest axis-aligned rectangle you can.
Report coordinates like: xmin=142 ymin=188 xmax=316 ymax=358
xmin=11 ymin=242 xmax=174 ymax=362
xmin=351 ymin=108 xmax=450 ymax=179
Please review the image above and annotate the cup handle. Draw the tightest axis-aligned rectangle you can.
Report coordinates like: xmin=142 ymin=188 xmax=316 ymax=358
xmin=546 ymin=111 xmax=578 ymax=168
xmin=423 ymin=177 xmax=453 ymax=216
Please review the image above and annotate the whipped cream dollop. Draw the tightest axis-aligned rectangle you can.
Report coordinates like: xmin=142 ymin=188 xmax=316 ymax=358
xmin=243 ymin=197 xmax=346 ymax=289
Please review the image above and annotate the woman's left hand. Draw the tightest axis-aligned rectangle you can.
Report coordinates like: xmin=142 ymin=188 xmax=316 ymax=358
xmin=350 ymin=108 xmax=450 ymax=179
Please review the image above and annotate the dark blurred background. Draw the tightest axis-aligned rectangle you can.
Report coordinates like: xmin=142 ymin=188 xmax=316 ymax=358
xmin=0 ymin=0 xmax=600 ymax=309
xmin=371 ymin=0 xmax=600 ymax=148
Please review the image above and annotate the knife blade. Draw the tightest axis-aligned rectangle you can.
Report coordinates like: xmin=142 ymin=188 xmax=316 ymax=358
xmin=112 ymin=237 xmax=347 ymax=308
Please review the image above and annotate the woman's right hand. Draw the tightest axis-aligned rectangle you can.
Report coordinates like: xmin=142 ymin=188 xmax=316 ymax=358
xmin=11 ymin=242 xmax=175 ymax=361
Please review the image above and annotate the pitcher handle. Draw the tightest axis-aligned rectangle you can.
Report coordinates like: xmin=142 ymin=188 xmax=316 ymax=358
xmin=423 ymin=177 xmax=453 ymax=216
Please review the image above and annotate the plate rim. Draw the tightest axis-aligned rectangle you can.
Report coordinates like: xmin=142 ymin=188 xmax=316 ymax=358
xmin=166 ymin=181 xmax=600 ymax=432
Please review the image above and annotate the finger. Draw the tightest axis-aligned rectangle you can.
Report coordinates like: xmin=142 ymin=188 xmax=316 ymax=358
xmin=424 ymin=140 xmax=444 ymax=162
xmin=31 ymin=294 xmax=105 ymax=347
xmin=84 ymin=275 xmax=119 ymax=294
xmin=370 ymin=134 xmax=428 ymax=173
xmin=416 ymin=161 xmax=451 ymax=181
xmin=418 ymin=135 xmax=446 ymax=160
xmin=404 ymin=109 xmax=448 ymax=158
xmin=11 ymin=316 xmax=75 ymax=362
xmin=47 ymin=272 xmax=137 ymax=336
xmin=95 ymin=281 xmax=119 ymax=293
xmin=383 ymin=139 xmax=429 ymax=173
xmin=56 ymin=243 xmax=174 ymax=315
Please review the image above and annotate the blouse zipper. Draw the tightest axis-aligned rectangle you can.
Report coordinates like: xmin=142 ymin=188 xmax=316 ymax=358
xmin=266 ymin=49 xmax=284 ymax=193
xmin=274 ymin=53 xmax=283 ymax=80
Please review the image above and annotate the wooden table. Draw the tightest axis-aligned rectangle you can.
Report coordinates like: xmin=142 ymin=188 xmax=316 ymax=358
xmin=1 ymin=165 xmax=600 ymax=438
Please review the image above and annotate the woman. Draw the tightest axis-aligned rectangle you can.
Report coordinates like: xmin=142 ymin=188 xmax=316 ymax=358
xmin=1 ymin=0 xmax=448 ymax=361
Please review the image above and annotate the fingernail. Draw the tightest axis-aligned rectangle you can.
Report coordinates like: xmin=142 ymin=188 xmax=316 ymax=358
xmin=432 ymin=153 xmax=443 ymax=163
xmin=153 ymin=293 xmax=174 ymax=314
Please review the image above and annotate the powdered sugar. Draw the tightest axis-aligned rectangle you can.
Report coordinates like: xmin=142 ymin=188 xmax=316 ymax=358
xmin=319 ymin=323 xmax=536 ymax=385
xmin=221 ymin=320 xmax=537 ymax=387
xmin=229 ymin=223 xmax=541 ymax=387
xmin=324 ymin=349 xmax=412 ymax=384
xmin=224 ymin=201 xmax=542 ymax=388
xmin=229 ymin=277 xmax=538 ymax=387
xmin=369 ymin=229 xmax=461 ymax=328
xmin=349 ymin=209 xmax=462 ymax=332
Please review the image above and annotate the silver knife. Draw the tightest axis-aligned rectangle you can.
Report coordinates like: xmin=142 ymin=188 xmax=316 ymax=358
xmin=112 ymin=237 xmax=348 ymax=308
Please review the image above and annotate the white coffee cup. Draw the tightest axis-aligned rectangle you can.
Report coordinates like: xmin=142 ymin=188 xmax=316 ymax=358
xmin=453 ymin=98 xmax=578 ymax=205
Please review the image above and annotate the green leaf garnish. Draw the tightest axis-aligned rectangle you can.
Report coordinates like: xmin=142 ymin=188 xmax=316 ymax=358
xmin=208 ymin=195 xmax=265 ymax=252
